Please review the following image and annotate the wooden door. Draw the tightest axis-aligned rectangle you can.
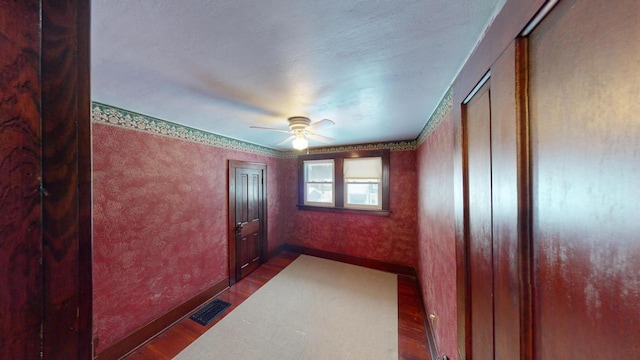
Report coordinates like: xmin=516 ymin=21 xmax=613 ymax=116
xmin=460 ymin=41 xmax=526 ymax=360
xmin=528 ymin=0 xmax=640 ymax=357
xmin=229 ymin=161 xmax=267 ymax=284
xmin=463 ymin=82 xmax=495 ymax=360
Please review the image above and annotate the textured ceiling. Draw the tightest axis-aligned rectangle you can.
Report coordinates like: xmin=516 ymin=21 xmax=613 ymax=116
xmin=91 ymin=0 xmax=505 ymax=149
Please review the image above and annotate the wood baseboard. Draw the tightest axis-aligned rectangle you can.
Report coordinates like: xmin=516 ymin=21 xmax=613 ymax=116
xmin=278 ymin=243 xmax=416 ymax=277
xmin=414 ymin=274 xmax=441 ymax=360
xmin=95 ymin=278 xmax=229 ymax=360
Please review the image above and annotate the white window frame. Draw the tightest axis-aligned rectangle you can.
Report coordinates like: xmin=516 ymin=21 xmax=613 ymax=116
xmin=303 ymin=159 xmax=335 ymax=207
xmin=343 ymin=157 xmax=383 ymax=210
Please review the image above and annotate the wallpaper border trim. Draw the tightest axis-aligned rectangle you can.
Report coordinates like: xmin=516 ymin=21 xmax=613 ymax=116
xmin=301 ymin=140 xmax=416 ymax=154
xmin=91 ymin=103 xmax=284 ymax=157
xmin=416 ymin=87 xmax=453 ymax=146
xmin=91 ymin=103 xmax=419 ymax=156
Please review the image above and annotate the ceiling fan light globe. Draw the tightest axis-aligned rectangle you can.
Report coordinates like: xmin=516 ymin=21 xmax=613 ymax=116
xmin=292 ymin=137 xmax=308 ymax=150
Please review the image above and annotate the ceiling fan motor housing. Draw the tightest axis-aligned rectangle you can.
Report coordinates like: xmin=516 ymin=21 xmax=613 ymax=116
xmin=288 ymin=116 xmax=311 ymax=132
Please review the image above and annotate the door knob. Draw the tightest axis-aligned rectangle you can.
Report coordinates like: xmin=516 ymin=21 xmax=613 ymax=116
xmin=235 ymin=222 xmax=244 ymax=231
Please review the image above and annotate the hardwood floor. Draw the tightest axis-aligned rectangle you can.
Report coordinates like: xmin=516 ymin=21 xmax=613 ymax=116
xmin=124 ymin=251 xmax=430 ymax=359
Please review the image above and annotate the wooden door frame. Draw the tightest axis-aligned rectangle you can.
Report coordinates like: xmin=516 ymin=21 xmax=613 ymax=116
xmin=2 ymin=1 xmax=92 ymax=358
xmin=42 ymin=2 xmax=93 ymax=357
xmin=228 ymin=160 xmax=268 ymax=285
xmin=1 ymin=1 xmax=93 ymax=358
xmin=459 ymin=78 xmax=492 ymax=359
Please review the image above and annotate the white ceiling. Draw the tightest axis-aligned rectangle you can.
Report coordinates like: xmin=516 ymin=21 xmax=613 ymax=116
xmin=91 ymin=0 xmax=505 ymax=149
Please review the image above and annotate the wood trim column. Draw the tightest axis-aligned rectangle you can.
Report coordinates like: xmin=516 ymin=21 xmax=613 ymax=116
xmin=41 ymin=0 xmax=93 ymax=358
xmin=514 ymin=37 xmax=533 ymax=360
xmin=0 ymin=2 xmax=43 ymax=358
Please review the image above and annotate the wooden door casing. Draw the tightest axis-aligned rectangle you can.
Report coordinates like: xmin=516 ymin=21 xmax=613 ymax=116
xmin=0 ymin=1 xmax=92 ymax=359
xmin=489 ymin=40 xmax=530 ymax=360
xmin=1 ymin=3 xmax=43 ymax=356
xmin=228 ymin=161 xmax=267 ymax=285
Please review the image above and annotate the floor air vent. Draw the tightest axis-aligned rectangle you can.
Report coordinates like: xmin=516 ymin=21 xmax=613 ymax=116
xmin=189 ymin=299 xmax=232 ymax=326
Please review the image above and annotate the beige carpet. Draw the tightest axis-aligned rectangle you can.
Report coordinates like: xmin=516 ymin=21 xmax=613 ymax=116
xmin=174 ymin=255 xmax=398 ymax=359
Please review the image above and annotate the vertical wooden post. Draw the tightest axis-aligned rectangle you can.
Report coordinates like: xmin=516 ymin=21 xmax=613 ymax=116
xmin=41 ymin=0 xmax=93 ymax=358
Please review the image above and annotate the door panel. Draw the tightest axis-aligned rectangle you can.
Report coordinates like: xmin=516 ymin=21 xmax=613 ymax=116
xmin=465 ymin=84 xmax=495 ymax=360
xmin=529 ymin=0 xmax=640 ymax=357
xmin=229 ymin=161 xmax=266 ymax=284
xmin=236 ymin=169 xmax=262 ymax=278
xmin=489 ymin=40 xmax=526 ymax=360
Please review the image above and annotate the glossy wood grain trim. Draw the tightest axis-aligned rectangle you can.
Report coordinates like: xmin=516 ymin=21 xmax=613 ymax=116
xmin=40 ymin=0 xmax=92 ymax=358
xmin=0 ymin=2 xmax=43 ymax=357
xmin=95 ymin=279 xmax=229 ymax=360
xmin=77 ymin=1 xmax=93 ymax=358
xmin=514 ymin=37 xmax=534 ymax=360
xmin=281 ymin=244 xmax=415 ymax=276
xmin=454 ymin=84 xmax=472 ymax=360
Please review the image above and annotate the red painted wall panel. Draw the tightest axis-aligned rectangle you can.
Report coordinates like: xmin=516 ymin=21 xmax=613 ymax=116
xmin=92 ymin=123 xmax=285 ymax=352
xmin=286 ymin=151 xmax=418 ymax=267
xmin=416 ymin=113 xmax=457 ymax=358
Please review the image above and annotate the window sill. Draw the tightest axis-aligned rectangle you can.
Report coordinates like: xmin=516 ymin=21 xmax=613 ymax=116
xmin=296 ymin=204 xmax=390 ymax=217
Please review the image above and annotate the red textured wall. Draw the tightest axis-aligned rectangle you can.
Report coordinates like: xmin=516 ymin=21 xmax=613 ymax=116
xmin=93 ymin=119 xmax=419 ymax=352
xmin=286 ymin=151 xmax=418 ymax=267
xmin=92 ymin=123 xmax=286 ymax=352
xmin=416 ymin=113 xmax=457 ymax=358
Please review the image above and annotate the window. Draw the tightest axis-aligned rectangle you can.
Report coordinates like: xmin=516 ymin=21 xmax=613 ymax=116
xmin=344 ymin=157 xmax=382 ymax=209
xmin=304 ymin=159 xmax=335 ymax=206
xmin=297 ymin=149 xmax=390 ymax=215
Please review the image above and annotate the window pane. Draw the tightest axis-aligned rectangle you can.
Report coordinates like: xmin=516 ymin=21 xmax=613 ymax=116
xmin=306 ymin=183 xmax=333 ymax=203
xmin=346 ymin=183 xmax=379 ymax=206
xmin=306 ymin=161 xmax=333 ymax=182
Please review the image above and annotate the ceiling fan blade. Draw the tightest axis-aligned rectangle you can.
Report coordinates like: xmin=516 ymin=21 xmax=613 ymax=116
xmin=250 ymin=126 xmax=291 ymax=134
xmin=307 ymin=119 xmax=335 ymax=131
xmin=276 ymin=135 xmax=296 ymax=145
xmin=306 ymin=133 xmax=335 ymax=143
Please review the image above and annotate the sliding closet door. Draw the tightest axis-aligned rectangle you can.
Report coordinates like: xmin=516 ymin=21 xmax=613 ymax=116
xmin=464 ymin=82 xmax=495 ymax=360
xmin=489 ymin=41 xmax=527 ymax=360
xmin=529 ymin=0 xmax=640 ymax=357
xmin=460 ymin=39 xmax=526 ymax=359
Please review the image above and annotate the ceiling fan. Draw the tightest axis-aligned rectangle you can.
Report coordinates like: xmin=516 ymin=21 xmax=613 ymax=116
xmin=250 ymin=116 xmax=335 ymax=150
